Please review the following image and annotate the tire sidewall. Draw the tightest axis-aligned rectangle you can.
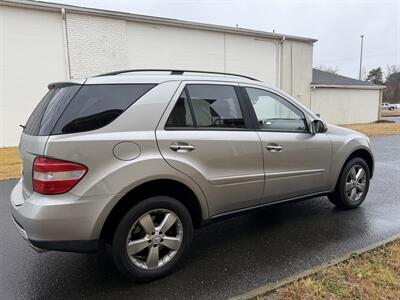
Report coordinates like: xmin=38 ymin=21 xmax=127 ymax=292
xmin=112 ymin=196 xmax=193 ymax=281
xmin=337 ymin=157 xmax=370 ymax=208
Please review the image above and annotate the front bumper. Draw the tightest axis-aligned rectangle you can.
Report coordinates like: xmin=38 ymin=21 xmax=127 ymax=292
xmin=10 ymin=179 xmax=117 ymax=253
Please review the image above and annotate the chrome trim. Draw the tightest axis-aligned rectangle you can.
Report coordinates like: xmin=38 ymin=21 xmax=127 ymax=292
xmin=208 ymin=173 xmax=265 ymax=186
xmin=265 ymin=169 xmax=325 ymax=180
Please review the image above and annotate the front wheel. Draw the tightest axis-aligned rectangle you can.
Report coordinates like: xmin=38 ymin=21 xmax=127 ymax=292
xmin=111 ymin=196 xmax=193 ymax=281
xmin=328 ymin=157 xmax=370 ymax=209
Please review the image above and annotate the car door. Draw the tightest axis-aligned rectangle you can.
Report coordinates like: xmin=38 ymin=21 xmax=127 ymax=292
xmin=156 ymin=81 xmax=264 ymax=216
xmin=242 ymin=86 xmax=332 ymax=203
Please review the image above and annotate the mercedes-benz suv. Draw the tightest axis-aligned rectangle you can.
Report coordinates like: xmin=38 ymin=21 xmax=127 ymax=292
xmin=10 ymin=70 xmax=374 ymax=281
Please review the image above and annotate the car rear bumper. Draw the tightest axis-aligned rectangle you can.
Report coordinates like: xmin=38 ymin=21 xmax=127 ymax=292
xmin=10 ymin=179 xmax=116 ymax=253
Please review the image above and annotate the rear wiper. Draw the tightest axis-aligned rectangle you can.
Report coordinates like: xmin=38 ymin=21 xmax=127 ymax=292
xmin=19 ymin=124 xmax=25 ymax=129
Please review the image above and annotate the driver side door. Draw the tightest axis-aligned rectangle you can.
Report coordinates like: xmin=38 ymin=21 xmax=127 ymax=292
xmin=242 ymin=86 xmax=332 ymax=203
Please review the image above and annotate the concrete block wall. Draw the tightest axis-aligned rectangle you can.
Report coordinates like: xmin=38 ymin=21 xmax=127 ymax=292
xmin=66 ymin=13 xmax=128 ymax=78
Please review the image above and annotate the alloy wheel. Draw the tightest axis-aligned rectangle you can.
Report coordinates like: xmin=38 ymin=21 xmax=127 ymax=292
xmin=345 ymin=165 xmax=367 ymax=202
xmin=126 ymin=209 xmax=183 ymax=270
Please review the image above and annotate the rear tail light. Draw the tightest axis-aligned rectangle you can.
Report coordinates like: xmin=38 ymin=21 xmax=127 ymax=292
xmin=33 ymin=157 xmax=88 ymax=195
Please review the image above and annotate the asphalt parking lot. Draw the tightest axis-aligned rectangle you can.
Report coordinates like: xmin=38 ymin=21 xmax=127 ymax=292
xmin=384 ymin=116 xmax=400 ymax=123
xmin=1 ymin=135 xmax=399 ymax=299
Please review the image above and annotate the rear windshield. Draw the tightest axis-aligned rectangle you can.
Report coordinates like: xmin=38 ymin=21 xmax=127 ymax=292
xmin=24 ymin=84 xmax=155 ymax=136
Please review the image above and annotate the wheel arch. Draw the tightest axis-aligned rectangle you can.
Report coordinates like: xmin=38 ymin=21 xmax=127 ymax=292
xmin=332 ymin=147 xmax=374 ymax=191
xmin=100 ymin=179 xmax=205 ymax=244
xmin=344 ymin=148 xmax=374 ymax=178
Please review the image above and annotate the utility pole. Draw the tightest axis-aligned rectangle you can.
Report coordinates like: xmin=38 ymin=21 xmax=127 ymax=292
xmin=358 ymin=34 xmax=364 ymax=80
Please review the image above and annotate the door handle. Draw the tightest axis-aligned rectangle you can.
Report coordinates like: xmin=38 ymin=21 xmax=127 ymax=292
xmin=266 ymin=144 xmax=283 ymax=152
xmin=169 ymin=142 xmax=195 ymax=152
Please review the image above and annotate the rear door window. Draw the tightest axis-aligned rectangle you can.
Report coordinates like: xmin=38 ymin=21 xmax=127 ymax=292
xmin=188 ymin=85 xmax=245 ymax=128
xmin=165 ymin=89 xmax=194 ymax=128
xmin=165 ymin=84 xmax=245 ymax=129
xmin=51 ymin=84 xmax=155 ymax=134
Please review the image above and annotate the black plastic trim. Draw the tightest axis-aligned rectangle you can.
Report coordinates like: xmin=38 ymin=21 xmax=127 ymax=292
xmin=95 ymin=69 xmax=260 ymax=81
xmin=29 ymin=239 xmax=99 ymax=253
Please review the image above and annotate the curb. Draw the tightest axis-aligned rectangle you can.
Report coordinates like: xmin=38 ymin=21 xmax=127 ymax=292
xmin=231 ymin=233 xmax=400 ymax=300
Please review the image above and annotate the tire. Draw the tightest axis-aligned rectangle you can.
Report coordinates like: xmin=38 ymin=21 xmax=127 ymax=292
xmin=389 ymin=107 xmax=395 ymax=111
xmin=111 ymin=196 xmax=193 ymax=282
xmin=328 ymin=157 xmax=370 ymax=210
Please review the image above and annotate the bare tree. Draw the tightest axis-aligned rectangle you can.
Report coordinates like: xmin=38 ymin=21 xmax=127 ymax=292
xmin=383 ymin=65 xmax=400 ymax=103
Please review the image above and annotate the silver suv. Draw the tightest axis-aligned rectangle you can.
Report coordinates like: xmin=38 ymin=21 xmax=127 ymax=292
xmin=11 ymin=70 xmax=373 ymax=281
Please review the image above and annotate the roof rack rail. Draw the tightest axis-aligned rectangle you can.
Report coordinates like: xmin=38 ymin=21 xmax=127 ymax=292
xmin=95 ymin=69 xmax=260 ymax=81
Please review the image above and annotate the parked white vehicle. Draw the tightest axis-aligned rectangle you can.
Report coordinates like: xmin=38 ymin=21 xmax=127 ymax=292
xmin=382 ymin=102 xmax=400 ymax=110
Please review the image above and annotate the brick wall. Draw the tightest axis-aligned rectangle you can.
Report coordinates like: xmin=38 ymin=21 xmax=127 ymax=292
xmin=66 ymin=13 xmax=128 ymax=78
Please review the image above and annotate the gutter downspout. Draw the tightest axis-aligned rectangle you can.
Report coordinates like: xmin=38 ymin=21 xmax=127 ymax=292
xmin=61 ymin=8 xmax=71 ymax=79
xmin=378 ymin=89 xmax=383 ymax=121
xmin=277 ymin=36 xmax=285 ymax=89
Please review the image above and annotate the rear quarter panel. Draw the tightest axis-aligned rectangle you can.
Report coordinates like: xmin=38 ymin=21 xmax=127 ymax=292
xmin=43 ymin=80 xmax=209 ymax=227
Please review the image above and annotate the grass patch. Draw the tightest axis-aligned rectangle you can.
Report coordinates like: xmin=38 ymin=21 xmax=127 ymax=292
xmin=381 ymin=110 xmax=400 ymax=117
xmin=0 ymin=147 xmax=21 ymax=180
xmin=255 ymin=240 xmax=400 ymax=300
xmin=342 ymin=122 xmax=400 ymax=137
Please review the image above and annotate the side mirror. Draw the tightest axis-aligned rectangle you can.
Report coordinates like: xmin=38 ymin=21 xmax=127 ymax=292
xmin=311 ymin=119 xmax=327 ymax=134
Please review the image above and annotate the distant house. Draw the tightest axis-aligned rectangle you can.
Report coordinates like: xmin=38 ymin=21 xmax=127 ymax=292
xmin=311 ymin=69 xmax=385 ymax=124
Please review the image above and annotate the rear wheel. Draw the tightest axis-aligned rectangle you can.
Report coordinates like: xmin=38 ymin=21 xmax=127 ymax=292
xmin=111 ymin=196 xmax=193 ymax=281
xmin=328 ymin=157 xmax=370 ymax=209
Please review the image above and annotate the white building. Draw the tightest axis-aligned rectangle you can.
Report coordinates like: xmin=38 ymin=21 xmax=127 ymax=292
xmin=311 ymin=69 xmax=385 ymax=124
xmin=0 ymin=0 xmax=382 ymax=147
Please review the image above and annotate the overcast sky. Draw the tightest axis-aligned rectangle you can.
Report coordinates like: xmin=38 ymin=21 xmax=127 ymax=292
xmin=44 ymin=0 xmax=399 ymax=79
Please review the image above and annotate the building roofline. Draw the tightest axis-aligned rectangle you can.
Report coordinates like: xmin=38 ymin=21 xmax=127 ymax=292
xmin=312 ymin=68 xmax=385 ymax=89
xmin=311 ymin=84 xmax=385 ymax=90
xmin=0 ymin=0 xmax=318 ymax=43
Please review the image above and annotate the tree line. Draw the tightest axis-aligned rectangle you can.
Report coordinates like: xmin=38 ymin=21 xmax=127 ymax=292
xmin=366 ymin=66 xmax=399 ymax=103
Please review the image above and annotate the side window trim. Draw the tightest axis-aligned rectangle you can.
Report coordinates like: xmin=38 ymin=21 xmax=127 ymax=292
xmin=184 ymin=86 xmax=198 ymax=128
xmin=240 ymin=86 xmax=310 ymax=133
xmin=164 ymin=83 xmax=254 ymax=131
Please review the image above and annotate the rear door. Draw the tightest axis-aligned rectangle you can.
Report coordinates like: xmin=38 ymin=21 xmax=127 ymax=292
xmin=242 ymin=86 xmax=332 ymax=202
xmin=156 ymin=81 xmax=264 ymax=216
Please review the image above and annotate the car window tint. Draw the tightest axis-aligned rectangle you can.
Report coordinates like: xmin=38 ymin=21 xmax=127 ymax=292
xmin=39 ymin=86 xmax=81 ymax=135
xmin=245 ymin=87 xmax=307 ymax=132
xmin=24 ymin=86 xmax=81 ymax=136
xmin=51 ymin=84 xmax=155 ymax=134
xmin=165 ymin=90 xmax=194 ymax=128
xmin=186 ymin=85 xmax=245 ymax=128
